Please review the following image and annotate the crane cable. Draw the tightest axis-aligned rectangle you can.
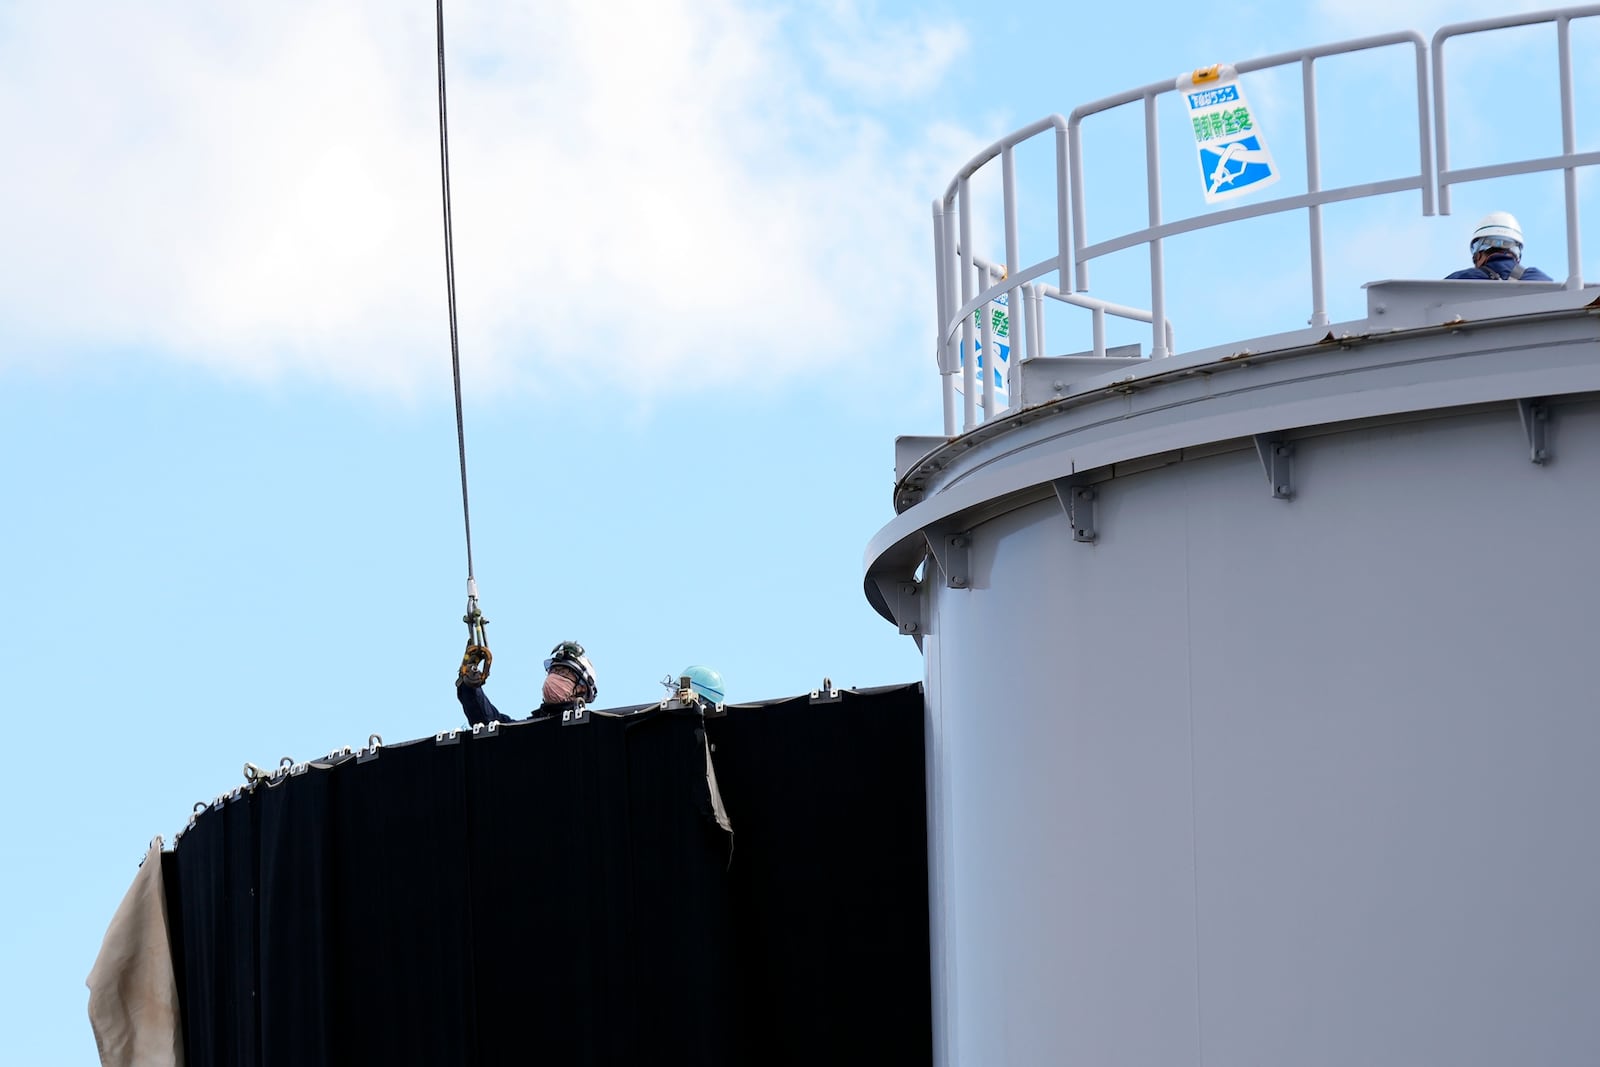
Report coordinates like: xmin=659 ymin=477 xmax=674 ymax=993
xmin=436 ymin=0 xmax=491 ymax=685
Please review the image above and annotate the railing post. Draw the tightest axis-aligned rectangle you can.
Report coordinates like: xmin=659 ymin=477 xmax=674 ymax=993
xmin=1069 ymin=119 xmax=1089 ymax=291
xmin=979 ymin=283 xmax=996 ymax=421
xmin=1414 ymin=39 xmax=1435 ymax=217
xmin=1055 ymin=123 xmax=1073 ymax=293
xmin=958 ymin=177 xmax=977 ymax=431
xmin=933 ymin=199 xmax=956 ymax=436
xmin=1026 ymin=284 xmax=1045 ymax=360
xmin=1432 ymin=34 xmax=1451 ymax=216
xmin=1003 ymin=144 xmax=1025 ymax=399
xmin=1303 ymin=57 xmax=1330 ymax=328
xmin=1557 ymin=14 xmax=1583 ymax=288
xmin=1144 ymin=93 xmax=1169 ymax=359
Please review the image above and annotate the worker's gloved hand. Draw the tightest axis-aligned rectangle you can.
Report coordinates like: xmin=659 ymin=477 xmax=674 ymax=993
xmin=458 ymin=645 xmax=491 ymax=687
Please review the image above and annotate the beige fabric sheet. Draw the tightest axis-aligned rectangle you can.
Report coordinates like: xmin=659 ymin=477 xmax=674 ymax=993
xmin=85 ymin=836 xmax=184 ymax=1067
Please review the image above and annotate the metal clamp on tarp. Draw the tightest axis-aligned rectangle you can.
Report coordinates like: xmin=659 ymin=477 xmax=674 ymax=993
xmin=660 ymin=675 xmax=697 ymax=713
xmin=357 ymin=734 xmax=384 ymax=764
xmin=559 ymin=705 xmax=591 ymax=727
xmin=435 ymin=727 xmax=462 ymax=746
xmin=470 ymin=721 xmax=500 ymax=740
xmin=256 ymin=757 xmax=294 ymax=787
xmin=810 ymin=677 xmax=842 ymax=704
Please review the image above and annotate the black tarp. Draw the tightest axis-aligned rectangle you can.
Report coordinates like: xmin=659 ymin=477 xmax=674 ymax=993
xmin=170 ymin=683 xmax=929 ymax=1066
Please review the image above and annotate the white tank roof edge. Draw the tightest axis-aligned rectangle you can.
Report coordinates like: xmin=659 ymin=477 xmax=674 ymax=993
xmin=866 ymin=283 xmax=1600 ymax=629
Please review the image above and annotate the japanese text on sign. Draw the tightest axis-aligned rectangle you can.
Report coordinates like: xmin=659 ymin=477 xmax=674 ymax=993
xmin=1178 ymin=65 xmax=1279 ymax=204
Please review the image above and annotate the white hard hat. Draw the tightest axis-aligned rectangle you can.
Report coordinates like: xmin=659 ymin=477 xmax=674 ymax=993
xmin=544 ymin=640 xmax=597 ymax=703
xmin=1470 ymin=211 xmax=1523 ymax=257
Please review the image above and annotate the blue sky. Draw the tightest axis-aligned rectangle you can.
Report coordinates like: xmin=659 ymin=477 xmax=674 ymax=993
xmin=0 ymin=0 xmax=1585 ymax=1061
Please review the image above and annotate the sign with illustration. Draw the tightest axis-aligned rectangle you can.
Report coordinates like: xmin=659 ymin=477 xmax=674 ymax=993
xmin=953 ymin=292 xmax=1010 ymax=410
xmin=1179 ymin=65 xmax=1279 ymax=204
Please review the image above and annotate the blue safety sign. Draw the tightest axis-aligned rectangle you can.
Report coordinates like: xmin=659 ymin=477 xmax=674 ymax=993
xmin=1199 ymin=135 xmax=1276 ymax=197
xmin=954 ymin=293 xmax=1011 ymax=410
xmin=1180 ymin=65 xmax=1279 ymax=204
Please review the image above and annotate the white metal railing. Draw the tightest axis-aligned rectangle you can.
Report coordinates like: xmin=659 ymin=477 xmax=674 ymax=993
xmin=1024 ymin=283 xmax=1174 ymax=363
xmin=932 ymin=5 xmax=1600 ymax=437
xmin=933 ymin=116 xmax=1070 ymax=435
xmin=954 ymin=252 xmax=1171 ymax=421
xmin=1433 ymin=5 xmax=1600 ymax=290
xmin=1069 ymin=30 xmax=1432 ymax=355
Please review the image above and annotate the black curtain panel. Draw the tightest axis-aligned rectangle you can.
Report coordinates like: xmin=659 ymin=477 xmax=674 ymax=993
xmin=705 ymin=685 xmax=932 ymax=1066
xmin=169 ymin=684 xmax=929 ymax=1066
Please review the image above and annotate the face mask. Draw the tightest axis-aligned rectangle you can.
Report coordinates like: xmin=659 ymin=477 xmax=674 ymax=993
xmin=543 ymin=669 xmax=580 ymax=705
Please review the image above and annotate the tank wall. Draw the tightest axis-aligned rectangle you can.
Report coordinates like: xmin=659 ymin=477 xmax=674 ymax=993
xmin=928 ymin=399 xmax=1600 ymax=1066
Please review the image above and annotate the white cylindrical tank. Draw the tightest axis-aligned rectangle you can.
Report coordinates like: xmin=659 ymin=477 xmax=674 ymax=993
xmin=866 ymin=289 xmax=1600 ymax=1065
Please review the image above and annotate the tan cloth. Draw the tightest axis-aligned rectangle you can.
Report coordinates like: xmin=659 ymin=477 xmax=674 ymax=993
xmin=705 ymin=740 xmax=733 ymax=834
xmin=86 ymin=837 xmax=184 ymax=1067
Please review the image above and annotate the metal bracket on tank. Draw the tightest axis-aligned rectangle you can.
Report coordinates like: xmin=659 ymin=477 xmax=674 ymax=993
xmin=923 ymin=529 xmax=973 ymax=589
xmin=1518 ymin=399 xmax=1550 ymax=465
xmin=1254 ymin=434 xmax=1294 ymax=499
xmin=1051 ymin=478 xmax=1097 ymax=543
xmin=873 ymin=575 xmax=929 ymax=637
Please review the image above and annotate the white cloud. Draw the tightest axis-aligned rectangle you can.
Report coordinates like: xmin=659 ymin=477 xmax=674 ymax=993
xmin=807 ymin=0 xmax=968 ymax=98
xmin=0 ymin=1 xmax=973 ymax=402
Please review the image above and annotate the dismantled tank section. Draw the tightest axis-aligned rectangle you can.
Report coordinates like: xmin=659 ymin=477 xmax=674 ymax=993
xmin=867 ymin=9 xmax=1600 ymax=1066
xmin=100 ymin=687 xmax=931 ymax=1066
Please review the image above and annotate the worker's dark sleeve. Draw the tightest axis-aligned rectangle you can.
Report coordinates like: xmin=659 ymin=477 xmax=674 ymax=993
xmin=457 ymin=682 xmax=511 ymax=725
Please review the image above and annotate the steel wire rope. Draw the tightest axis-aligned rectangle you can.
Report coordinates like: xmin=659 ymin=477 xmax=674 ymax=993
xmin=436 ymin=0 xmax=475 ymax=583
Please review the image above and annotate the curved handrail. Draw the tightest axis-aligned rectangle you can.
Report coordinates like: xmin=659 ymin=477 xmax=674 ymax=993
xmin=1067 ymin=31 xmax=1431 ymax=359
xmin=931 ymin=7 xmax=1599 ymax=436
xmin=1432 ymin=5 xmax=1600 ymax=289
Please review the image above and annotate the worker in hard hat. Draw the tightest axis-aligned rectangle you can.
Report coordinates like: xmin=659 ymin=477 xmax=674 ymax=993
xmin=1445 ymin=211 xmax=1553 ymax=281
xmin=680 ymin=665 xmax=726 ymax=705
xmin=456 ymin=640 xmax=598 ymax=725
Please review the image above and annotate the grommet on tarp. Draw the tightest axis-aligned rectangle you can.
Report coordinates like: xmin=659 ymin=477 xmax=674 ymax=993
xmin=263 ymin=756 xmax=293 ymax=786
xmin=435 ymin=727 xmax=462 ymax=746
xmin=810 ymin=676 xmax=842 ymax=704
xmin=357 ymin=734 xmax=384 ymax=764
